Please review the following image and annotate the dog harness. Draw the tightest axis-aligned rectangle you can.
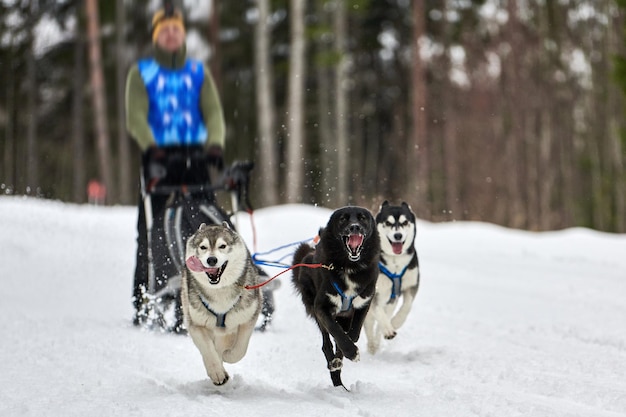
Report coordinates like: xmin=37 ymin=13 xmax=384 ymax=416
xmin=138 ymin=57 xmax=208 ymax=147
xmin=378 ymin=262 xmax=409 ymax=302
xmin=331 ymin=281 xmax=356 ymax=313
xmin=198 ymin=294 xmax=242 ymax=328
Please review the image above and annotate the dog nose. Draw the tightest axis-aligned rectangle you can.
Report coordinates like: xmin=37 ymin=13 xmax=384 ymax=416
xmin=207 ymin=256 xmax=218 ymax=266
xmin=394 ymin=233 xmax=403 ymax=241
xmin=348 ymin=223 xmax=363 ymax=234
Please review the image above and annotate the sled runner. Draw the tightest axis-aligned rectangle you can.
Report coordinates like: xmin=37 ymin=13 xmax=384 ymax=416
xmin=134 ymin=147 xmax=275 ymax=333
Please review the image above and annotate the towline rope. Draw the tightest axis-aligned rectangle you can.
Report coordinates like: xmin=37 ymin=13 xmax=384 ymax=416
xmin=251 ymin=238 xmax=316 ymax=267
xmin=244 ymin=262 xmax=333 ymax=290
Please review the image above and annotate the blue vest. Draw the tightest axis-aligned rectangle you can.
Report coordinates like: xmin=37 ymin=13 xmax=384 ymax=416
xmin=138 ymin=58 xmax=208 ymax=147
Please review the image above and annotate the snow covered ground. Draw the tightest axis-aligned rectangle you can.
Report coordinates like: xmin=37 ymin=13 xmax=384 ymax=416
xmin=1 ymin=196 xmax=625 ymax=417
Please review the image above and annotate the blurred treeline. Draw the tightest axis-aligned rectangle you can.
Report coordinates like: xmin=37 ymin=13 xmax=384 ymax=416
xmin=1 ymin=0 xmax=626 ymax=232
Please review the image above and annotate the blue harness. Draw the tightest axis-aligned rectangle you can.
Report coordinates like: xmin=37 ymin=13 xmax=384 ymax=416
xmin=199 ymin=294 xmax=241 ymax=328
xmin=378 ymin=262 xmax=409 ymax=302
xmin=331 ymin=281 xmax=356 ymax=313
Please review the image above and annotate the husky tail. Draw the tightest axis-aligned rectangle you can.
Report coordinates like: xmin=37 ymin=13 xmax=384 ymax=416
xmin=292 ymin=242 xmax=314 ymax=266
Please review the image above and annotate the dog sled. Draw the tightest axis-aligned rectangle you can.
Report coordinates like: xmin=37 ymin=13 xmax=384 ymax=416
xmin=133 ymin=146 xmax=276 ymax=333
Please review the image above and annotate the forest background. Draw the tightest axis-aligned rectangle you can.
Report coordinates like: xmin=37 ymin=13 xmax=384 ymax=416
xmin=1 ymin=0 xmax=626 ymax=233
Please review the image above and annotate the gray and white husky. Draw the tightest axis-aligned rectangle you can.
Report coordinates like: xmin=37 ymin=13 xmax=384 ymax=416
xmin=364 ymin=201 xmax=420 ymax=354
xmin=181 ymin=223 xmax=262 ymax=385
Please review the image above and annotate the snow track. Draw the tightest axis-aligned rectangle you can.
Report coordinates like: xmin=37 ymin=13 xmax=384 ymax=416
xmin=1 ymin=197 xmax=625 ymax=416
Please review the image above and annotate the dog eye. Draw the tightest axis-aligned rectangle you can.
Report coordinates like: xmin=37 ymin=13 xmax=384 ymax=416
xmin=218 ymin=244 xmax=227 ymax=250
xmin=385 ymin=221 xmax=393 ymax=227
xmin=200 ymin=245 xmax=207 ymax=250
xmin=400 ymin=221 xmax=408 ymax=226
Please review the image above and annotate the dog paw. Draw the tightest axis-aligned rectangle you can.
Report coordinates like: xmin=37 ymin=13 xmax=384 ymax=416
xmin=384 ymin=330 xmax=397 ymax=340
xmin=348 ymin=350 xmax=360 ymax=363
xmin=210 ymin=370 xmax=230 ymax=386
xmin=367 ymin=342 xmax=379 ymax=355
xmin=342 ymin=344 xmax=360 ymax=362
xmin=328 ymin=357 xmax=343 ymax=371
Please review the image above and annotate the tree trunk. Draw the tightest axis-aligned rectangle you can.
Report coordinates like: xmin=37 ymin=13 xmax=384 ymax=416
xmin=3 ymin=38 xmax=16 ymax=192
xmin=441 ymin=3 xmax=459 ymax=220
xmin=588 ymin=131 xmax=604 ymax=230
xmin=608 ymin=5 xmax=625 ymax=232
xmin=116 ymin=0 xmax=131 ymax=204
xmin=538 ymin=110 xmax=553 ymax=230
xmin=316 ymin=65 xmax=335 ymax=206
xmin=333 ymin=0 xmax=350 ymax=206
xmin=526 ymin=111 xmax=539 ymax=230
xmin=285 ymin=0 xmax=306 ymax=203
xmin=26 ymin=0 xmax=38 ymax=196
xmin=72 ymin=27 xmax=86 ymax=203
xmin=208 ymin=0 xmax=222 ymax=91
xmin=411 ymin=0 xmax=429 ymax=217
xmin=254 ymin=0 xmax=279 ymax=206
xmin=86 ymin=0 xmax=114 ymax=204
xmin=608 ymin=113 xmax=624 ymax=232
xmin=558 ymin=117 xmax=575 ymax=229
xmin=503 ymin=0 xmax=526 ymax=228
xmin=315 ymin=0 xmax=336 ymax=207
xmin=443 ymin=113 xmax=459 ymax=219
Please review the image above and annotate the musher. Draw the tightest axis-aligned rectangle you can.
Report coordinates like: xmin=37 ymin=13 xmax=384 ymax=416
xmin=125 ymin=5 xmax=226 ymax=329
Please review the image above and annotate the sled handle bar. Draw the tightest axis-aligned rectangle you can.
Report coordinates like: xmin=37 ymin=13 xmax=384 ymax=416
xmin=147 ymin=183 xmax=226 ymax=196
xmin=146 ymin=160 xmax=255 ymax=212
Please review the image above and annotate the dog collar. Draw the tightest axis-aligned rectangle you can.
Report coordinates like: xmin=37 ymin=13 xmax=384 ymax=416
xmin=331 ymin=281 xmax=355 ymax=313
xmin=198 ymin=294 xmax=242 ymax=328
xmin=378 ymin=262 xmax=409 ymax=302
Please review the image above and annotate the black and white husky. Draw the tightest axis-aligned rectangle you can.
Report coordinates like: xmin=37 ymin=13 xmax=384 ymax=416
xmin=182 ymin=223 xmax=262 ymax=385
xmin=292 ymin=206 xmax=380 ymax=388
xmin=364 ymin=201 xmax=420 ymax=354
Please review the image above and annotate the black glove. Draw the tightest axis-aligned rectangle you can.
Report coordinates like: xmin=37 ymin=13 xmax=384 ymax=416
xmin=144 ymin=146 xmax=167 ymax=180
xmin=206 ymin=145 xmax=224 ymax=171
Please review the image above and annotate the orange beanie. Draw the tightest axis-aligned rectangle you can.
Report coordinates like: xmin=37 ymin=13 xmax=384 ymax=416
xmin=151 ymin=8 xmax=185 ymax=43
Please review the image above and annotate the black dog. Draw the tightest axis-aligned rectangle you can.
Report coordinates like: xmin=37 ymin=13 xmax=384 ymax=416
xmin=292 ymin=206 xmax=381 ymax=388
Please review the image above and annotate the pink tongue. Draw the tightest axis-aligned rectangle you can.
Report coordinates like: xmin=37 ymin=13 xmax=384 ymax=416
xmin=392 ymin=242 xmax=403 ymax=255
xmin=186 ymin=256 xmax=204 ymax=272
xmin=186 ymin=256 xmax=214 ymax=273
xmin=348 ymin=234 xmax=364 ymax=250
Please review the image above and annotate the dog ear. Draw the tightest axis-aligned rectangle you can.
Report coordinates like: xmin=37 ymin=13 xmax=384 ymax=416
xmin=198 ymin=223 xmax=207 ymax=231
xmin=222 ymin=221 xmax=232 ymax=230
xmin=381 ymin=200 xmax=389 ymax=210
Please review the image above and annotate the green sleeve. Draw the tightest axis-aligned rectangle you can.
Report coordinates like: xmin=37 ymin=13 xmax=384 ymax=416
xmin=200 ymin=66 xmax=226 ymax=150
xmin=125 ymin=65 xmax=155 ymax=152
